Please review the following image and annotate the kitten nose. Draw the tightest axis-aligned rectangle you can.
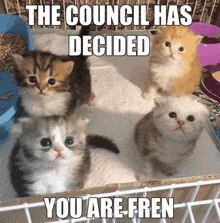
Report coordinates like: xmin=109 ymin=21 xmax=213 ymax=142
xmin=55 ymin=147 xmax=63 ymax=152
xmin=177 ymin=120 xmax=185 ymax=126
xmin=38 ymin=86 xmax=45 ymax=92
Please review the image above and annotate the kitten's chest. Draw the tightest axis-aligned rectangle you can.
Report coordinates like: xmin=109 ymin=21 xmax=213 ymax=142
xmin=29 ymin=159 xmax=79 ymax=195
xmin=21 ymin=90 xmax=71 ymax=116
xmin=151 ymin=61 xmax=184 ymax=91
xmin=150 ymin=138 xmax=193 ymax=164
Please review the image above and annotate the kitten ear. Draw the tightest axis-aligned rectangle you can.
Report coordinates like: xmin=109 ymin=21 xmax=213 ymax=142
xmin=11 ymin=117 xmax=32 ymax=133
xmin=196 ymin=35 xmax=203 ymax=45
xmin=156 ymin=26 xmax=166 ymax=34
xmin=78 ymin=118 xmax=89 ymax=129
xmin=154 ymin=97 xmax=166 ymax=107
xmin=64 ymin=61 xmax=74 ymax=75
xmin=12 ymin=54 xmax=24 ymax=68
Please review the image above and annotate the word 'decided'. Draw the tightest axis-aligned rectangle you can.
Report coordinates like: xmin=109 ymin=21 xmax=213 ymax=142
xmin=69 ymin=35 xmax=150 ymax=56
xmin=44 ymin=197 xmax=174 ymax=219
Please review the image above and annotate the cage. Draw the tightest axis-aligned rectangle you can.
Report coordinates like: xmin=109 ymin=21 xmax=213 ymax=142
xmin=1 ymin=0 xmax=220 ymax=30
xmin=0 ymin=0 xmax=220 ymax=222
xmin=1 ymin=175 xmax=220 ymax=222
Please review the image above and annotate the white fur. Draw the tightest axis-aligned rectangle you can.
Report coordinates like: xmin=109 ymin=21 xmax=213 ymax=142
xmin=29 ymin=158 xmax=81 ymax=195
xmin=143 ymin=87 xmax=158 ymax=101
xmin=150 ymin=136 xmax=194 ymax=165
xmin=150 ymin=40 xmax=186 ymax=91
xmin=153 ymin=95 xmax=208 ymax=141
xmin=18 ymin=116 xmax=87 ymax=195
xmin=146 ymin=95 xmax=208 ymax=174
xmin=52 ymin=126 xmax=63 ymax=145
xmin=151 ymin=60 xmax=184 ymax=91
xmin=19 ymin=87 xmax=71 ymax=116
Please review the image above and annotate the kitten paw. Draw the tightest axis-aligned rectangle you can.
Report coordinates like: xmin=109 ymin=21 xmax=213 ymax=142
xmin=142 ymin=92 xmax=155 ymax=101
xmin=90 ymin=92 xmax=96 ymax=101
xmin=161 ymin=168 xmax=177 ymax=176
xmin=89 ymin=92 xmax=98 ymax=106
xmin=89 ymin=98 xmax=98 ymax=106
xmin=136 ymin=174 xmax=152 ymax=182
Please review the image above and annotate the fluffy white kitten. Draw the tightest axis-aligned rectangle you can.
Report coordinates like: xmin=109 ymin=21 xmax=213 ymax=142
xmin=135 ymin=94 xmax=220 ymax=176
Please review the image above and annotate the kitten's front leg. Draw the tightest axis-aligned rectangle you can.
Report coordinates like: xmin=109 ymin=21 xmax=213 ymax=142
xmin=151 ymin=157 xmax=177 ymax=176
xmin=29 ymin=181 xmax=48 ymax=195
xmin=142 ymin=87 xmax=158 ymax=101
xmin=160 ymin=165 xmax=177 ymax=176
xmin=88 ymin=91 xmax=98 ymax=106
xmin=135 ymin=160 xmax=154 ymax=181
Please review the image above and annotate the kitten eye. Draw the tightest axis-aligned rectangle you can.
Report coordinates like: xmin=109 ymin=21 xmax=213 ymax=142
xmin=178 ymin=47 xmax=184 ymax=52
xmin=65 ymin=136 xmax=74 ymax=147
xmin=165 ymin=41 xmax=171 ymax=47
xmin=169 ymin=112 xmax=177 ymax=118
xmin=48 ymin=78 xmax=56 ymax=86
xmin=29 ymin=76 xmax=37 ymax=84
xmin=187 ymin=115 xmax=195 ymax=122
xmin=40 ymin=138 xmax=52 ymax=147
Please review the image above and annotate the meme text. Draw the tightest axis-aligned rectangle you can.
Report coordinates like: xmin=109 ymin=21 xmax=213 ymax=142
xmin=26 ymin=4 xmax=193 ymax=56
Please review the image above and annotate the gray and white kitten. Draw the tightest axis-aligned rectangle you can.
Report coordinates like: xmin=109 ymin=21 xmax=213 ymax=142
xmin=9 ymin=114 xmax=91 ymax=197
xmin=134 ymin=95 xmax=220 ymax=176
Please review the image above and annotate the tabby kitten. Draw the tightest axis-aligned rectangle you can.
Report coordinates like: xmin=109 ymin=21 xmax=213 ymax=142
xmin=13 ymin=26 xmax=92 ymax=118
xmin=134 ymin=95 xmax=219 ymax=176
xmin=143 ymin=25 xmax=203 ymax=101
xmin=9 ymin=114 xmax=91 ymax=197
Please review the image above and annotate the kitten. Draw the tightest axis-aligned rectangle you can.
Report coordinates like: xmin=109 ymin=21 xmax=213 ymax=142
xmin=13 ymin=26 xmax=93 ymax=118
xmin=143 ymin=25 xmax=203 ymax=101
xmin=9 ymin=114 xmax=90 ymax=197
xmin=9 ymin=113 xmax=119 ymax=197
xmin=134 ymin=95 xmax=211 ymax=176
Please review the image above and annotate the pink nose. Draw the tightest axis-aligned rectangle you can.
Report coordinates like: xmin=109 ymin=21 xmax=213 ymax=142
xmin=56 ymin=150 xmax=62 ymax=159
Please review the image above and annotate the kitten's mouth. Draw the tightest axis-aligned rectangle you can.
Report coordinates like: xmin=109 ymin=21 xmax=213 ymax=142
xmin=169 ymin=54 xmax=175 ymax=60
xmin=39 ymin=92 xmax=46 ymax=96
xmin=175 ymin=127 xmax=184 ymax=132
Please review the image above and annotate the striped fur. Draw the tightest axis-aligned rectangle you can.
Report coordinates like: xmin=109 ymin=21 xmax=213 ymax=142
xmin=13 ymin=26 xmax=92 ymax=118
xmin=9 ymin=115 xmax=90 ymax=197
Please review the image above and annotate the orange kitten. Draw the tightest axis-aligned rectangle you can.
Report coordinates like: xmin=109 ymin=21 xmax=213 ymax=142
xmin=143 ymin=25 xmax=203 ymax=100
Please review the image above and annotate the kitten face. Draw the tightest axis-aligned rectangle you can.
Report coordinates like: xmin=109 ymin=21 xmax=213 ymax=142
xmin=13 ymin=52 xmax=75 ymax=116
xmin=18 ymin=115 xmax=89 ymax=162
xmin=153 ymin=96 xmax=208 ymax=140
xmin=13 ymin=52 xmax=74 ymax=96
xmin=152 ymin=26 xmax=202 ymax=63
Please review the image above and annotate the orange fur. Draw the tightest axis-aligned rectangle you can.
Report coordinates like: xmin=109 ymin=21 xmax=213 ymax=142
xmin=14 ymin=53 xmax=74 ymax=94
xmin=13 ymin=50 xmax=93 ymax=117
xmin=152 ymin=26 xmax=202 ymax=59
xmin=173 ymin=56 xmax=202 ymax=95
xmin=144 ymin=25 xmax=202 ymax=100
xmin=53 ymin=60 xmax=74 ymax=80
